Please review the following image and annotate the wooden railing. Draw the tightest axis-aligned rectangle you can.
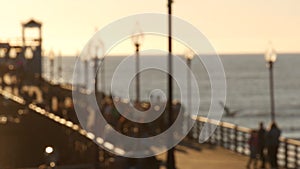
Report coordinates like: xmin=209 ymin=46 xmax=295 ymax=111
xmin=190 ymin=116 xmax=300 ymax=168
xmin=0 ymin=88 xmax=126 ymax=157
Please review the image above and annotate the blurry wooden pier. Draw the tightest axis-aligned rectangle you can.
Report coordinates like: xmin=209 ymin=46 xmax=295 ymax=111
xmin=0 ymin=19 xmax=300 ymax=169
xmin=1 ymin=86 xmax=299 ymax=169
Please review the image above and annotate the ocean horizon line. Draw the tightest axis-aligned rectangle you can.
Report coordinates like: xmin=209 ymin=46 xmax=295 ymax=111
xmin=53 ymin=52 xmax=300 ymax=58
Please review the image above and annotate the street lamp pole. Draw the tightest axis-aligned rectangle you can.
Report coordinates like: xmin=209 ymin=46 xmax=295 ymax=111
xmin=268 ymin=61 xmax=275 ymax=121
xmin=58 ymin=51 xmax=62 ymax=83
xmin=265 ymin=45 xmax=277 ymax=122
xmin=94 ymin=55 xmax=99 ymax=93
xmin=131 ymin=24 xmax=143 ymax=104
xmin=135 ymin=43 xmax=140 ymax=103
xmin=101 ymin=57 xmax=105 ymax=94
xmin=49 ymin=50 xmax=55 ymax=83
xmin=84 ymin=59 xmax=88 ymax=90
xmin=92 ymin=37 xmax=104 ymax=94
xmin=185 ymin=50 xmax=194 ymax=131
xmin=167 ymin=0 xmax=176 ymax=169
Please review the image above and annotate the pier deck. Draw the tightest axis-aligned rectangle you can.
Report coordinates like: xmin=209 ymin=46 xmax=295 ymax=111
xmin=158 ymin=143 xmax=249 ymax=169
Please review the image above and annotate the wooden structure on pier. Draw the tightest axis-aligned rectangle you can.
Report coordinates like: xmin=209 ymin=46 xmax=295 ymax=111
xmin=0 ymin=19 xmax=102 ymax=168
xmin=0 ymin=19 xmax=42 ymax=91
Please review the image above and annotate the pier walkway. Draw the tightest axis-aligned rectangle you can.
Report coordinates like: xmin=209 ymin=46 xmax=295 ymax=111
xmin=158 ymin=143 xmax=249 ymax=169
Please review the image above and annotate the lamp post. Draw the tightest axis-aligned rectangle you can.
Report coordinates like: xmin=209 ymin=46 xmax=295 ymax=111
xmin=83 ymin=58 xmax=88 ymax=90
xmin=78 ymin=49 xmax=88 ymax=90
xmin=265 ymin=45 xmax=277 ymax=122
xmin=94 ymin=55 xmax=99 ymax=93
xmin=131 ymin=24 xmax=144 ymax=104
xmin=58 ymin=51 xmax=62 ymax=83
xmin=49 ymin=50 xmax=55 ymax=83
xmin=167 ymin=0 xmax=176 ymax=169
xmin=185 ymin=50 xmax=194 ymax=131
xmin=91 ymin=38 xmax=104 ymax=93
xmin=100 ymin=56 xmax=105 ymax=94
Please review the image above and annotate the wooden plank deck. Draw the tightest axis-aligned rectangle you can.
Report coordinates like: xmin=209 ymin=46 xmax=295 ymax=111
xmin=158 ymin=143 xmax=251 ymax=169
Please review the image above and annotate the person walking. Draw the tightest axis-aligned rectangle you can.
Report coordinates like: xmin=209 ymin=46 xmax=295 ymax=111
xmin=266 ymin=122 xmax=281 ymax=169
xmin=247 ymin=130 xmax=259 ymax=169
xmin=258 ymin=122 xmax=266 ymax=168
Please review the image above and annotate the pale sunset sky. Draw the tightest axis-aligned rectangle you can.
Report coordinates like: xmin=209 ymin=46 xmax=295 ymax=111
xmin=1 ymin=0 xmax=300 ymax=56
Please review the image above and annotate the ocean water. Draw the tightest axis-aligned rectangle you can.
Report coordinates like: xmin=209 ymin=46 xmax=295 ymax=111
xmin=42 ymin=54 xmax=300 ymax=138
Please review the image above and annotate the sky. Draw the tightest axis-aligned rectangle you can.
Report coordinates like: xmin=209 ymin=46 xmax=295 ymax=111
xmin=1 ymin=0 xmax=300 ymax=56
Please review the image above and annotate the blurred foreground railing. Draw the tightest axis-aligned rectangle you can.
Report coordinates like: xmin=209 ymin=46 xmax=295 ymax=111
xmin=190 ymin=116 xmax=300 ymax=168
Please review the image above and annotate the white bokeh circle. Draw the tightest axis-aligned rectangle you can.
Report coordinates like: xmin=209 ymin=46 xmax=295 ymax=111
xmin=72 ymin=13 xmax=226 ymax=158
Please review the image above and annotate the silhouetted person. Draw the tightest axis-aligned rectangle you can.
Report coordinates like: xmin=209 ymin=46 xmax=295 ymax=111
xmin=258 ymin=122 xmax=266 ymax=168
xmin=247 ymin=130 xmax=258 ymax=169
xmin=266 ymin=122 xmax=281 ymax=169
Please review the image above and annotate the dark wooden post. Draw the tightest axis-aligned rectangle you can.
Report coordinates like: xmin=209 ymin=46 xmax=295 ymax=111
xmin=217 ymin=125 xmax=222 ymax=146
xmin=243 ymin=132 xmax=248 ymax=155
xmin=193 ymin=120 xmax=198 ymax=140
xmin=197 ymin=121 xmax=202 ymax=141
xmin=295 ymin=145 xmax=299 ymax=168
xmin=224 ymin=126 xmax=228 ymax=148
xmin=220 ymin=123 xmax=224 ymax=147
xmin=285 ymin=139 xmax=288 ymax=168
xmin=207 ymin=122 xmax=212 ymax=144
xmin=234 ymin=125 xmax=238 ymax=152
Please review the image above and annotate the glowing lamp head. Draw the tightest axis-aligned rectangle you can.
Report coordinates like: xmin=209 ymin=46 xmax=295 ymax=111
xmin=265 ymin=45 xmax=277 ymax=63
xmin=185 ymin=49 xmax=194 ymax=60
xmin=49 ymin=50 xmax=55 ymax=60
xmin=131 ymin=22 xmax=144 ymax=47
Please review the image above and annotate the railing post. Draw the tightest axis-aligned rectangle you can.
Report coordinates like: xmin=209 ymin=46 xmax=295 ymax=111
xmin=234 ymin=125 xmax=238 ymax=152
xmin=197 ymin=120 xmax=202 ymax=141
xmin=215 ymin=125 xmax=220 ymax=145
xmin=285 ymin=138 xmax=288 ymax=169
xmin=187 ymin=115 xmax=193 ymax=139
xmin=220 ymin=123 xmax=224 ymax=147
xmin=193 ymin=120 xmax=199 ymax=140
xmin=192 ymin=117 xmax=198 ymax=140
xmin=224 ymin=126 xmax=228 ymax=148
xmin=224 ymin=125 xmax=229 ymax=148
xmin=207 ymin=122 xmax=212 ymax=144
xmin=296 ymin=145 xmax=299 ymax=168
xmin=242 ymin=132 xmax=247 ymax=155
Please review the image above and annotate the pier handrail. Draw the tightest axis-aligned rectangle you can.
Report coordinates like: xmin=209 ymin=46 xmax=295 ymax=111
xmin=0 ymin=88 xmax=126 ymax=157
xmin=191 ymin=115 xmax=300 ymax=169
